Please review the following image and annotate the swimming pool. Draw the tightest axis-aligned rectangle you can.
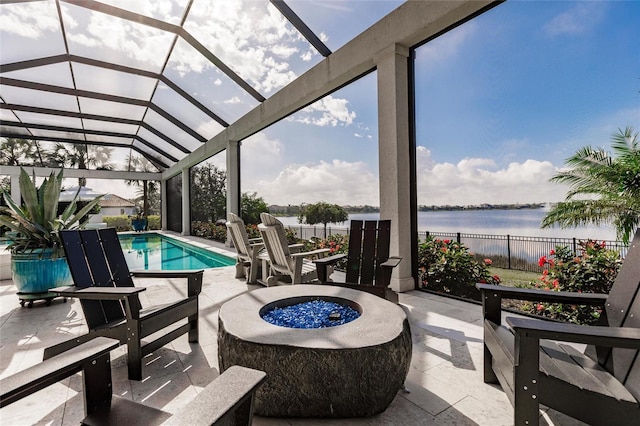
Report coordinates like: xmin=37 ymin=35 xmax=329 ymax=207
xmin=118 ymin=233 xmax=235 ymax=270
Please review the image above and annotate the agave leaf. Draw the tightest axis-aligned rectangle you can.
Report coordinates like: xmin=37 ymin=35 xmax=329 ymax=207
xmin=1 ymin=191 xmax=27 ymax=220
xmin=67 ymin=196 xmax=103 ymax=228
xmin=18 ymin=169 xmax=41 ymax=224
xmin=60 ymin=197 xmax=78 ymax=222
xmin=42 ymin=169 xmax=63 ymax=226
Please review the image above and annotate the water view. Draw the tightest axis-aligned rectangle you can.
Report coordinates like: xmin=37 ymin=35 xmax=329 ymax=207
xmin=276 ymin=209 xmax=619 ymax=242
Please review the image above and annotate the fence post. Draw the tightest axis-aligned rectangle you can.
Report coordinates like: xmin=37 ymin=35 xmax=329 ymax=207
xmin=572 ymin=238 xmax=577 ymax=256
xmin=456 ymin=232 xmax=461 ymax=244
xmin=507 ymin=234 xmax=512 ymax=270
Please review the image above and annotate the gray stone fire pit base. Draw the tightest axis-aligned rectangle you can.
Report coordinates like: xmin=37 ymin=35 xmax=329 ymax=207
xmin=218 ymin=285 xmax=412 ymax=418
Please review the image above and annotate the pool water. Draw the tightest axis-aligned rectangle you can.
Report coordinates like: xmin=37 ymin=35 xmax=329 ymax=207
xmin=118 ymin=233 xmax=235 ymax=270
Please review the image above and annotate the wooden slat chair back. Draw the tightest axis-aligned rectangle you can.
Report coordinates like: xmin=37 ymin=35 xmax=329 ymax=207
xmin=61 ymin=229 xmax=129 ymax=329
xmin=590 ymin=235 xmax=640 ymax=399
xmin=259 ymin=213 xmax=293 ymax=275
xmin=43 ymin=228 xmax=203 ymax=381
xmin=226 ymin=212 xmax=264 ymax=284
xmin=476 ymin=229 xmax=640 ymax=425
xmin=315 ymin=220 xmax=401 ymax=302
xmin=344 ymin=220 xmax=392 ymax=285
xmin=227 ymin=212 xmax=252 ymax=260
xmin=258 ymin=213 xmax=329 ymax=286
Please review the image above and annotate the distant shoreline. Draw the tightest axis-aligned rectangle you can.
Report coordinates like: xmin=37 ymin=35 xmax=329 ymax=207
xmin=269 ymin=203 xmax=547 ymax=215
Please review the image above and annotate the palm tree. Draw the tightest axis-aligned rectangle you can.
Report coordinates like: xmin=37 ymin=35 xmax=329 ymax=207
xmin=44 ymin=143 xmax=113 ymax=187
xmin=542 ymin=126 xmax=640 ymax=244
xmin=125 ymin=153 xmax=158 ymax=217
xmin=0 ymin=137 xmax=45 ymax=166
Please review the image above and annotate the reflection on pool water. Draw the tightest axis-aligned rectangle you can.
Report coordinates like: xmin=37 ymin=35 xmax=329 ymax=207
xmin=118 ymin=233 xmax=235 ymax=270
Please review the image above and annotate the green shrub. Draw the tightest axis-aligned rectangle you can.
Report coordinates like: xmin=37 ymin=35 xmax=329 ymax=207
xmin=103 ymin=215 xmax=160 ymax=231
xmin=191 ymin=221 xmax=227 ymax=242
xmin=524 ymin=240 xmax=622 ymax=324
xmin=146 ymin=215 xmax=160 ymax=230
xmin=103 ymin=215 xmax=130 ymax=231
xmin=418 ymin=237 xmax=500 ymax=300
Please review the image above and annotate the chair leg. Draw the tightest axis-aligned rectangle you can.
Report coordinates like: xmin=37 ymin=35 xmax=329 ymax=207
xmin=235 ymin=261 xmax=246 ymax=279
xmin=188 ymin=311 xmax=198 ymax=343
xmin=233 ymin=393 xmax=257 ymax=426
xmin=513 ymin=333 xmax=541 ymax=426
xmin=248 ymin=262 xmax=259 ymax=284
xmin=483 ymin=344 xmax=499 ymax=384
xmin=127 ymin=321 xmax=143 ymax=381
xmin=83 ymin=351 xmax=114 ymax=416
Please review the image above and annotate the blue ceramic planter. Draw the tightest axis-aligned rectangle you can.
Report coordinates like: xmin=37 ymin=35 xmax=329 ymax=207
xmin=11 ymin=250 xmax=72 ymax=294
xmin=131 ymin=218 xmax=147 ymax=232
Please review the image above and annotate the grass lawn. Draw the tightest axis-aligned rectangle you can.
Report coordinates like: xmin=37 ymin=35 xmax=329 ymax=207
xmin=488 ymin=267 xmax=539 ymax=288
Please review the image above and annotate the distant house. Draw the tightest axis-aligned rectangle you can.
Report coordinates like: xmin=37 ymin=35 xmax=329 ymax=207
xmin=99 ymin=194 xmax=137 ymax=217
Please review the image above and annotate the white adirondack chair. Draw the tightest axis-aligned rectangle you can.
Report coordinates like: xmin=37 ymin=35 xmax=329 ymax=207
xmin=258 ymin=213 xmax=330 ymax=286
xmin=226 ymin=212 xmax=264 ymax=284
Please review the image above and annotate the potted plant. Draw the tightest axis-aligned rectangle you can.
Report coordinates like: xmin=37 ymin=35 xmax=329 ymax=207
xmin=0 ymin=168 xmax=103 ymax=298
xmin=130 ymin=211 xmax=147 ymax=232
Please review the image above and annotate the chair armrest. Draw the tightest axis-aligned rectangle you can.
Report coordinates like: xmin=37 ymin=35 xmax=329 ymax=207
xmin=50 ymin=286 xmax=146 ymax=300
xmin=313 ymin=253 xmax=347 ymax=267
xmin=131 ymin=269 xmax=203 ymax=297
xmin=288 ymin=243 xmax=304 ymax=253
xmin=380 ymin=256 xmax=402 ymax=269
xmin=506 ymin=317 xmax=640 ymax=349
xmin=0 ymin=337 xmax=120 ymax=407
xmin=130 ymin=269 xmax=203 ymax=279
xmin=290 ymin=248 xmax=330 ymax=259
xmin=248 ymin=237 xmax=262 ymax=243
xmin=477 ymin=283 xmax=608 ymax=326
xmin=163 ymin=366 xmax=266 ymax=426
xmin=476 ymin=283 xmax=608 ymax=305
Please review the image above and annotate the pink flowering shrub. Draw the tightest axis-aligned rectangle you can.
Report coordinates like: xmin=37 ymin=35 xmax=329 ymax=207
xmin=525 ymin=240 xmax=622 ymax=324
xmin=305 ymin=234 xmax=350 ymax=269
xmin=418 ymin=237 xmax=500 ymax=301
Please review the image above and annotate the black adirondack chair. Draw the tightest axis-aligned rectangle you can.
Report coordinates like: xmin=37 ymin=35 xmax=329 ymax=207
xmin=1 ymin=337 xmax=266 ymax=426
xmin=314 ymin=220 xmax=401 ymax=302
xmin=44 ymin=228 xmax=203 ymax=381
xmin=476 ymin=229 xmax=640 ymax=426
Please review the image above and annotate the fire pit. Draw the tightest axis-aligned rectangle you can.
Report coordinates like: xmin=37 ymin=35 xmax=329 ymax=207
xmin=217 ymin=285 xmax=412 ymax=418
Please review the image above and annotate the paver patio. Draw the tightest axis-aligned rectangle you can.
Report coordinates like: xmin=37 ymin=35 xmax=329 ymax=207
xmin=0 ymin=234 xmax=586 ymax=425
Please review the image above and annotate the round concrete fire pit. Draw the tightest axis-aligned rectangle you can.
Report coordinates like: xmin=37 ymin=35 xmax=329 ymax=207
xmin=217 ymin=285 xmax=412 ymax=418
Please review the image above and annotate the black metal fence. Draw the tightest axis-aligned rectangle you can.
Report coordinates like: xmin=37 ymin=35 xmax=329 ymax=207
xmin=283 ymin=225 xmax=629 ymax=273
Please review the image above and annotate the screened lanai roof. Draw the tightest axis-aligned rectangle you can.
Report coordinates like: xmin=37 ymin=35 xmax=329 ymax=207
xmin=0 ymin=0 xmax=403 ymax=172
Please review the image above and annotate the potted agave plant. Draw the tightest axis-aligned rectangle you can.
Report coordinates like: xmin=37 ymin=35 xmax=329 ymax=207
xmin=0 ymin=168 xmax=103 ymax=303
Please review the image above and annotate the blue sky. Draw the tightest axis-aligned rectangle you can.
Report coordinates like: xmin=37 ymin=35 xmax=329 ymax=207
xmin=6 ymin=1 xmax=634 ymax=207
xmin=232 ymin=0 xmax=640 ymax=207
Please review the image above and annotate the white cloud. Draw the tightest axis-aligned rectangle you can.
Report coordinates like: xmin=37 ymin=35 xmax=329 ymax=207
xmin=271 ymin=44 xmax=298 ymax=59
xmin=248 ymin=160 xmax=379 ymax=206
xmin=0 ymin=3 xmax=59 ymax=38
xmin=224 ymin=97 xmax=241 ymax=104
xmin=291 ymin=96 xmax=356 ymax=127
xmin=214 ymin=79 xmax=222 ymax=86
xmin=416 ymin=147 xmax=569 ymax=206
xmin=544 ymin=3 xmax=606 ymax=36
xmin=182 ymin=0 xmax=306 ymax=94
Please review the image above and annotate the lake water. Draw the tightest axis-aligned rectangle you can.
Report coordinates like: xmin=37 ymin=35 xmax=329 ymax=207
xmin=276 ymin=209 xmax=619 ymax=242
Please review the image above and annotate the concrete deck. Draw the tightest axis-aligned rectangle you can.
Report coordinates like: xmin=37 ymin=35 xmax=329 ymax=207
xmin=0 ymin=236 xmax=586 ymax=425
